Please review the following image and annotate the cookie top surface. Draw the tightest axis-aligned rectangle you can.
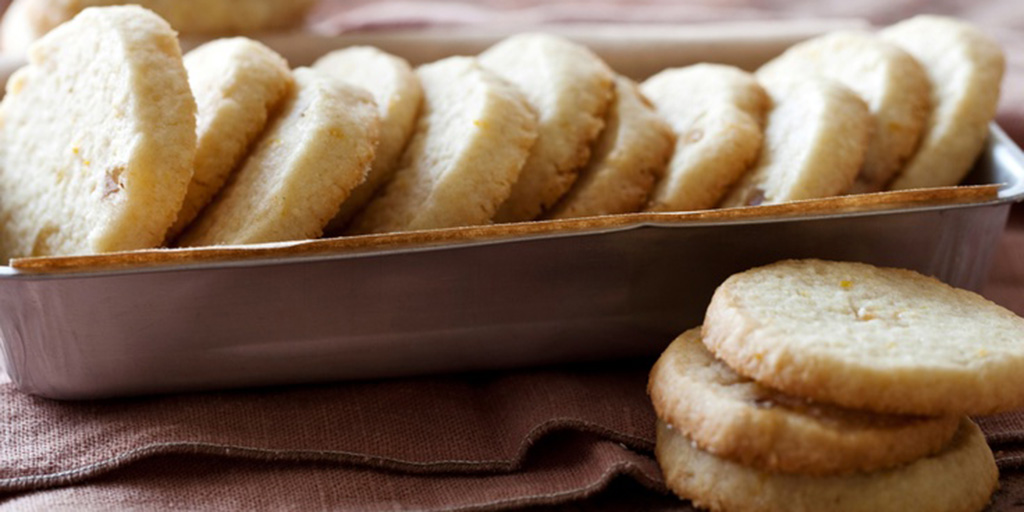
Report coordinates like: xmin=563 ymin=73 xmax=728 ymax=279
xmin=546 ymin=75 xmax=673 ymax=219
xmin=313 ymin=46 xmax=423 ymax=233
xmin=168 ymin=37 xmax=293 ymax=241
xmin=348 ymin=56 xmax=537 ymax=234
xmin=178 ymin=67 xmax=379 ymax=246
xmin=719 ymin=79 xmax=870 ymax=207
xmin=0 ymin=5 xmax=195 ymax=259
xmin=641 ymin=64 xmax=767 ymax=212
xmin=757 ymin=31 xmax=931 ymax=193
xmin=481 ymin=33 xmax=613 ymax=222
xmin=649 ymin=328 xmax=959 ymax=475
xmin=703 ymin=259 xmax=1024 ymax=415
xmin=883 ymin=15 xmax=1005 ymax=190
xmin=656 ymin=418 xmax=997 ymax=512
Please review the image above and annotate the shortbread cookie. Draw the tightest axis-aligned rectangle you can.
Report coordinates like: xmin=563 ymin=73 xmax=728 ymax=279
xmin=178 ymin=68 xmax=379 ymax=246
xmin=2 ymin=0 xmax=316 ymax=55
xmin=882 ymin=16 xmax=1005 ymax=190
xmin=481 ymin=33 xmax=613 ymax=222
xmin=167 ymin=37 xmax=292 ymax=240
xmin=313 ymin=46 xmax=422 ymax=233
xmin=546 ymin=76 xmax=673 ymax=219
xmin=649 ymin=328 xmax=960 ymax=475
xmin=0 ymin=6 xmax=195 ymax=259
xmin=656 ymin=418 xmax=997 ymax=512
xmin=348 ymin=57 xmax=537 ymax=234
xmin=641 ymin=64 xmax=768 ymax=212
xmin=704 ymin=259 xmax=1024 ymax=416
xmin=757 ymin=31 xmax=931 ymax=193
xmin=719 ymin=80 xmax=870 ymax=207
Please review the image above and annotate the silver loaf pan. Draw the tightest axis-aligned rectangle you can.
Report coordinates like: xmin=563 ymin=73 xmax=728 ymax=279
xmin=0 ymin=23 xmax=1022 ymax=399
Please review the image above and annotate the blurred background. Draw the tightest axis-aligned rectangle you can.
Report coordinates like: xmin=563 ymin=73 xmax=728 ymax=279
xmin=304 ymin=0 xmax=1023 ymax=28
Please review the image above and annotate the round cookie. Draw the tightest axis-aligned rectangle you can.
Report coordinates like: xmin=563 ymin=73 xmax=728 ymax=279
xmin=348 ymin=57 xmax=537 ymax=235
xmin=167 ymin=37 xmax=293 ymax=241
xmin=649 ymin=328 xmax=960 ymax=475
xmin=2 ymin=0 xmax=316 ymax=55
xmin=656 ymin=418 xmax=997 ymax=512
xmin=0 ymin=6 xmax=195 ymax=259
xmin=882 ymin=15 xmax=1005 ymax=190
xmin=178 ymin=67 xmax=379 ymax=247
xmin=313 ymin=46 xmax=423 ymax=233
xmin=704 ymin=259 xmax=1024 ymax=416
xmin=719 ymin=79 xmax=871 ymax=207
xmin=546 ymin=76 xmax=673 ymax=219
xmin=757 ymin=31 xmax=931 ymax=193
xmin=480 ymin=33 xmax=614 ymax=222
xmin=641 ymin=64 xmax=768 ymax=212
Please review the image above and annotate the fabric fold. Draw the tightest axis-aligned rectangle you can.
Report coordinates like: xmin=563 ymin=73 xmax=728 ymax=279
xmin=0 ymin=362 xmax=658 ymax=495
xmin=0 ymin=433 xmax=667 ymax=512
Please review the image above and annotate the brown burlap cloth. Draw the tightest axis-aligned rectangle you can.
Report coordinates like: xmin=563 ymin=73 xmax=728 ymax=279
xmin=4 ymin=1 xmax=1024 ymax=510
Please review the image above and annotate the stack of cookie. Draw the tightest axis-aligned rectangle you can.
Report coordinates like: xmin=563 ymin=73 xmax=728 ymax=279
xmin=649 ymin=259 xmax=1024 ymax=512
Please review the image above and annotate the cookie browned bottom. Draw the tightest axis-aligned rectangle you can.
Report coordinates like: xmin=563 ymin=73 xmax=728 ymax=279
xmin=656 ymin=418 xmax=997 ymax=512
xmin=649 ymin=328 xmax=959 ymax=475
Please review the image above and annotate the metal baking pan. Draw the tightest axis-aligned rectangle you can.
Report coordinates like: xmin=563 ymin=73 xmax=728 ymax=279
xmin=0 ymin=23 xmax=1022 ymax=399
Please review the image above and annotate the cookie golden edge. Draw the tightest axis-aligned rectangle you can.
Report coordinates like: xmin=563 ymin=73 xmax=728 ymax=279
xmin=703 ymin=259 xmax=1024 ymax=416
xmin=482 ymin=33 xmax=614 ymax=223
xmin=314 ymin=46 xmax=423 ymax=234
xmin=641 ymin=64 xmax=768 ymax=212
xmin=649 ymin=328 xmax=960 ymax=475
xmin=883 ymin=15 xmax=1006 ymax=191
xmin=546 ymin=75 xmax=674 ymax=219
xmin=167 ymin=37 xmax=293 ymax=241
xmin=347 ymin=56 xmax=538 ymax=234
xmin=178 ymin=68 xmax=380 ymax=246
xmin=656 ymin=418 xmax=997 ymax=512
xmin=719 ymin=79 xmax=871 ymax=207
xmin=755 ymin=30 xmax=931 ymax=194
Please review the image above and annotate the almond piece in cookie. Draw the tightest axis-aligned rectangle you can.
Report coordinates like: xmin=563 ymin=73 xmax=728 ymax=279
xmin=719 ymin=79 xmax=871 ymax=207
xmin=641 ymin=64 xmax=768 ymax=212
xmin=704 ymin=259 xmax=1024 ymax=416
xmin=178 ymin=67 xmax=379 ymax=246
xmin=0 ymin=6 xmax=196 ymax=259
